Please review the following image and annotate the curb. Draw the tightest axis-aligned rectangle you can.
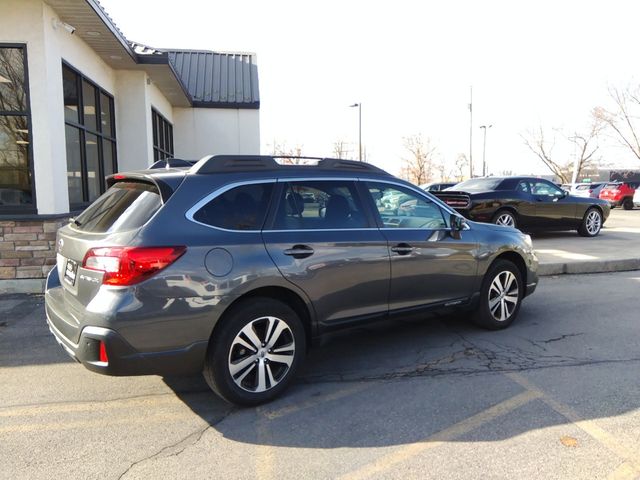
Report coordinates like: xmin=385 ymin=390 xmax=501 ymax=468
xmin=538 ymin=258 xmax=640 ymax=276
xmin=0 ymin=279 xmax=46 ymax=295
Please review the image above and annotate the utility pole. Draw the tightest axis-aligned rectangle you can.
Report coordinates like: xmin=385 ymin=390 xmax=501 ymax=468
xmin=469 ymin=86 xmax=473 ymax=178
xmin=480 ymin=124 xmax=492 ymax=176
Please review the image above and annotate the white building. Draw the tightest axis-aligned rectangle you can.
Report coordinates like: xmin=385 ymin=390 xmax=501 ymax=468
xmin=0 ymin=0 xmax=260 ymax=289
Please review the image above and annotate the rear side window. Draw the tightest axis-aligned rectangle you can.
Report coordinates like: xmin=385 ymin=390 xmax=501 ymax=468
xmin=273 ymin=181 xmax=368 ymax=230
xmin=193 ymin=183 xmax=274 ymax=230
xmin=73 ymin=181 xmax=161 ymax=233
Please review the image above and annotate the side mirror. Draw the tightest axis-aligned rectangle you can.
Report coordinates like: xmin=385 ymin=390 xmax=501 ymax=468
xmin=450 ymin=214 xmax=466 ymax=238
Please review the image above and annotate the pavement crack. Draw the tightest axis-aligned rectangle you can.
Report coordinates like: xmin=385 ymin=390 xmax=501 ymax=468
xmin=540 ymin=333 xmax=584 ymax=344
xmin=117 ymin=407 xmax=235 ymax=479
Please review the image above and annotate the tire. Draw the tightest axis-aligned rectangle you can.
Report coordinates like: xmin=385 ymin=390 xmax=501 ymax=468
xmin=578 ymin=208 xmax=603 ymax=237
xmin=472 ymin=260 xmax=523 ymax=330
xmin=623 ymin=198 xmax=634 ymax=210
xmin=492 ymin=210 xmax=517 ymax=229
xmin=203 ymin=298 xmax=306 ymax=406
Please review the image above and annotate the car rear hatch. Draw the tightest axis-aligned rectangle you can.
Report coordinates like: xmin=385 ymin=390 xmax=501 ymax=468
xmin=599 ymin=184 xmax=619 ymax=200
xmin=49 ymin=174 xmax=182 ymax=344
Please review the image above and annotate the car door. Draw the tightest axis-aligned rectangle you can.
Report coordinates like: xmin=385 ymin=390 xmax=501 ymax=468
xmin=262 ymin=179 xmax=390 ymax=329
xmin=512 ymin=180 xmax=537 ymax=228
xmin=530 ymin=179 xmax=577 ymax=227
xmin=363 ymin=181 xmax=478 ymax=312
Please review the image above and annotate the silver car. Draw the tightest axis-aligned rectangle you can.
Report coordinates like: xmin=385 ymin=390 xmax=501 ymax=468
xmin=574 ymin=183 xmax=606 ymax=199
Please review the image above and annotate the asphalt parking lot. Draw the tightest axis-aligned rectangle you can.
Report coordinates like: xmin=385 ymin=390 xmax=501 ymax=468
xmin=2 ymin=269 xmax=640 ymax=479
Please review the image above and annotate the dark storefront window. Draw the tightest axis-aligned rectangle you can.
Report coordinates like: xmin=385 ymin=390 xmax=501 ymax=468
xmin=63 ymin=63 xmax=117 ymax=208
xmin=152 ymin=108 xmax=174 ymax=161
xmin=0 ymin=44 xmax=34 ymax=213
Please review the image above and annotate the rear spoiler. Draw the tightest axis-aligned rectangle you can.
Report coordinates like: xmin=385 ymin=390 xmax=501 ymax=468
xmin=106 ymin=171 xmax=186 ymax=203
xmin=148 ymin=158 xmax=197 ymax=169
xmin=431 ymin=191 xmax=472 ymax=209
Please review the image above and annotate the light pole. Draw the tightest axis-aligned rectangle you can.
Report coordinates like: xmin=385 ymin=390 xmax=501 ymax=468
xmin=469 ymin=86 xmax=473 ymax=178
xmin=349 ymin=103 xmax=362 ymax=161
xmin=480 ymin=124 xmax=492 ymax=176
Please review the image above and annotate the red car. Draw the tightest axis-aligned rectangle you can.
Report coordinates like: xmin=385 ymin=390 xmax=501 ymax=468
xmin=599 ymin=182 xmax=638 ymax=210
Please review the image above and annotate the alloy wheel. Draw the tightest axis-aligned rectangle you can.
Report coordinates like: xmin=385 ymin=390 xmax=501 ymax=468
xmin=228 ymin=316 xmax=295 ymax=393
xmin=488 ymin=271 xmax=519 ymax=322
xmin=585 ymin=210 xmax=602 ymax=235
xmin=495 ymin=213 xmax=515 ymax=227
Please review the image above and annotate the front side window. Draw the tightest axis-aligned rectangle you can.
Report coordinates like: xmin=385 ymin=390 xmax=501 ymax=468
xmin=193 ymin=183 xmax=274 ymax=230
xmin=274 ymin=181 xmax=368 ymax=230
xmin=0 ymin=44 xmax=34 ymax=212
xmin=367 ymin=183 xmax=447 ymax=229
xmin=531 ymin=180 xmax=564 ymax=197
xmin=63 ymin=63 xmax=117 ymax=208
xmin=152 ymin=109 xmax=173 ymax=161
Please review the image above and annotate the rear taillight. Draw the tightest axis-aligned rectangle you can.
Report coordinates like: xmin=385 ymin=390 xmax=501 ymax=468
xmin=99 ymin=341 xmax=109 ymax=363
xmin=82 ymin=246 xmax=186 ymax=286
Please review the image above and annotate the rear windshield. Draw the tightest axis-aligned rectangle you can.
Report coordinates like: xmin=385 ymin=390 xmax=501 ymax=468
xmin=575 ymin=184 xmax=592 ymax=190
xmin=73 ymin=181 xmax=161 ymax=233
xmin=451 ymin=178 xmax=504 ymax=192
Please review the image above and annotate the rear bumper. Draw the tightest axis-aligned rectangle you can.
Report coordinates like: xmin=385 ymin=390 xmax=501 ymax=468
xmin=46 ymin=309 xmax=207 ymax=376
xmin=44 ymin=268 xmax=210 ymax=377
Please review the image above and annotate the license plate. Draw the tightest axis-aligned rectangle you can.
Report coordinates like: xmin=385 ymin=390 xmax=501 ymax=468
xmin=64 ymin=258 xmax=78 ymax=286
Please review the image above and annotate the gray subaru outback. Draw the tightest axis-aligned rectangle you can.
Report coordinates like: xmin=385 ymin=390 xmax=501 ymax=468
xmin=45 ymin=156 xmax=538 ymax=405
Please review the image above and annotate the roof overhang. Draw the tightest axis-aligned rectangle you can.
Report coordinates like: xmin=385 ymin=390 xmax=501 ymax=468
xmin=44 ymin=0 xmax=191 ymax=106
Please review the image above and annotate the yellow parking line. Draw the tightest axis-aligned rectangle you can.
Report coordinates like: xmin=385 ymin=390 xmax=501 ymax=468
xmin=0 ymin=394 xmax=179 ymax=418
xmin=256 ymin=406 xmax=275 ymax=480
xmin=0 ymin=410 xmax=201 ymax=434
xmin=263 ymin=382 xmax=371 ymax=420
xmin=340 ymin=389 xmax=541 ymax=480
xmin=506 ymin=372 xmax=640 ymax=478
xmin=254 ymin=383 xmax=372 ymax=480
xmin=607 ymin=462 xmax=640 ymax=480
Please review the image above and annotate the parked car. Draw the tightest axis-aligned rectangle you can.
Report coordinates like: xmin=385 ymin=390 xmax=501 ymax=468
xmin=433 ymin=176 xmax=610 ymax=236
xmin=420 ymin=182 xmax=457 ymax=192
xmin=45 ymin=156 xmax=538 ymax=406
xmin=635 ymin=187 xmax=640 ymax=208
xmin=573 ymin=182 xmax=606 ymax=199
xmin=560 ymin=183 xmax=583 ymax=194
xmin=598 ymin=182 xmax=638 ymax=210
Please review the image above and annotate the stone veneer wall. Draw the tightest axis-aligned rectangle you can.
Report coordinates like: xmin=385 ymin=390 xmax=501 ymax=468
xmin=0 ymin=218 xmax=68 ymax=281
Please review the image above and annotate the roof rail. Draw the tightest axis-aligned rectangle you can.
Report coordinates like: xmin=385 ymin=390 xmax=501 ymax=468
xmin=189 ymin=155 xmax=390 ymax=175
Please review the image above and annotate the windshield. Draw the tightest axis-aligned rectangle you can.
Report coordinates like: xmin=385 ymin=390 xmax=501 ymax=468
xmin=451 ymin=178 xmax=504 ymax=192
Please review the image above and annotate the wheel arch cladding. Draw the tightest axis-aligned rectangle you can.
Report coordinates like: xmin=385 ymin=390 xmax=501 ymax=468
xmin=210 ymin=286 xmax=314 ymax=348
xmin=492 ymin=251 xmax=527 ymax=287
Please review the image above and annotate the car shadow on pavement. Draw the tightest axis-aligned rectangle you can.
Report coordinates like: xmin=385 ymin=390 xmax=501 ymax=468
xmin=160 ymin=289 xmax=640 ymax=450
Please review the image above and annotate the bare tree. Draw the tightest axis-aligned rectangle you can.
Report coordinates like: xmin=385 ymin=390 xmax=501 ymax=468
xmin=400 ymin=135 xmax=437 ymax=185
xmin=522 ymin=121 xmax=603 ymax=183
xmin=452 ymin=153 xmax=468 ymax=182
xmin=566 ymin=119 xmax=604 ymax=181
xmin=593 ymin=85 xmax=640 ymax=161
xmin=436 ymin=159 xmax=450 ymax=182
xmin=270 ymin=140 xmax=305 ymax=164
xmin=332 ymin=140 xmax=349 ymax=159
xmin=521 ymin=127 xmax=569 ymax=183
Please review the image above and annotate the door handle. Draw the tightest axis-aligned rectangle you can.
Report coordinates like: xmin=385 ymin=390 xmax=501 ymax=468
xmin=390 ymin=243 xmax=414 ymax=255
xmin=283 ymin=245 xmax=315 ymax=259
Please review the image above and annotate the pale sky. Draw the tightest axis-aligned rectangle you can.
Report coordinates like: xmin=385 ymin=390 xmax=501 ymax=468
xmin=101 ymin=0 xmax=640 ymax=178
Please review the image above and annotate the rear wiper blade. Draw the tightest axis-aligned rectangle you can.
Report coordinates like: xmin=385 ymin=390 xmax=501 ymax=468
xmin=70 ymin=217 xmax=82 ymax=227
